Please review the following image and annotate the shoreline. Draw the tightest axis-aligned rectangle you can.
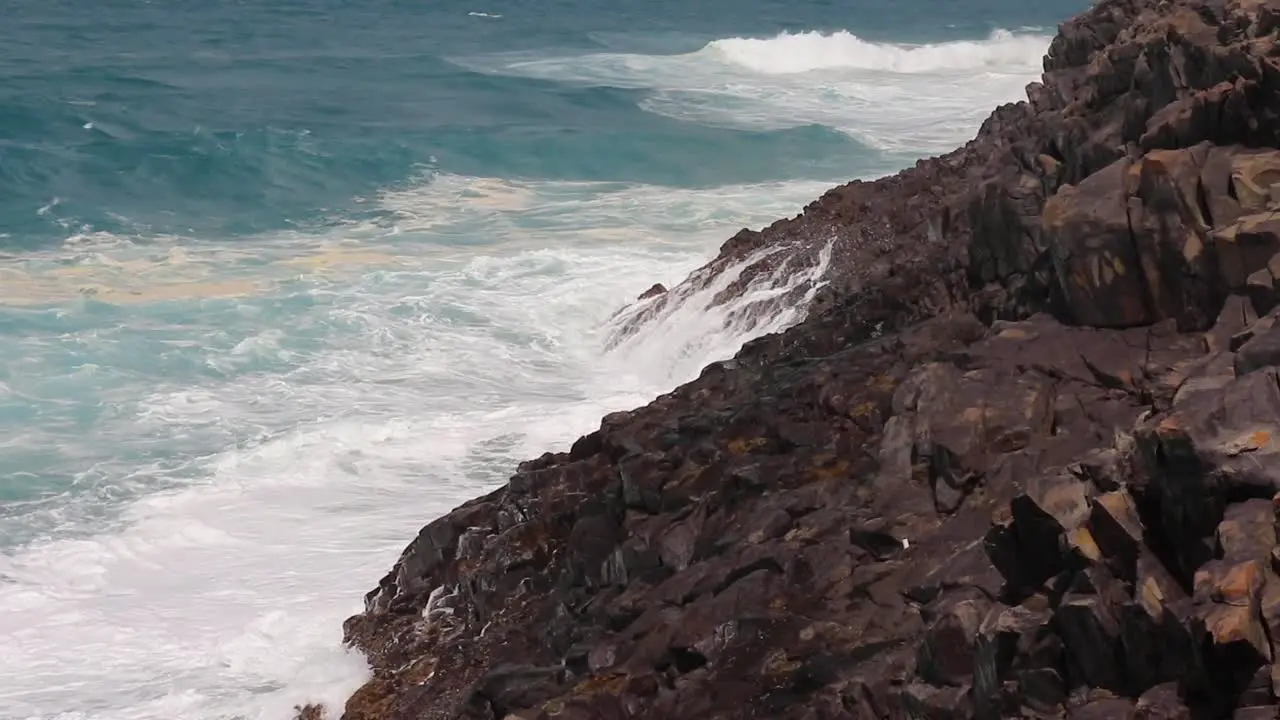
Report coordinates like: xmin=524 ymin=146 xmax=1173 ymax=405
xmin=329 ymin=0 xmax=1280 ymax=717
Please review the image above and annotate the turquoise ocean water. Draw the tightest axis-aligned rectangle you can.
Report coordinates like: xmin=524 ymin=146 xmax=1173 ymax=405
xmin=0 ymin=0 xmax=1080 ymax=717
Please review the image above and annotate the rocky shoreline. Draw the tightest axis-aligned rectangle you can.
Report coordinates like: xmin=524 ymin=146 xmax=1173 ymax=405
xmin=327 ymin=0 xmax=1280 ymax=717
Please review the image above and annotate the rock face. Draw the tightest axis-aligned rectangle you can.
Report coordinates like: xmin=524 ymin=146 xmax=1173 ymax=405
xmin=335 ymin=1 xmax=1280 ymax=718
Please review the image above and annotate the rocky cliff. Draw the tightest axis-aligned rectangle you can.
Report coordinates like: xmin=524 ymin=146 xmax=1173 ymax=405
xmin=333 ymin=0 xmax=1280 ymax=717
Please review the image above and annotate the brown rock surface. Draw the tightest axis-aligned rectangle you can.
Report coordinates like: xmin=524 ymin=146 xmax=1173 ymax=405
xmin=327 ymin=0 xmax=1280 ymax=718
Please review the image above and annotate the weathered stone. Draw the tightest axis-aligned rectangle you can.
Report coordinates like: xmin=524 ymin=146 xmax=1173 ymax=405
xmin=991 ymin=470 xmax=1094 ymax=590
xmin=1088 ymin=490 xmax=1145 ymax=581
xmin=1236 ymin=318 xmax=1280 ymax=376
xmin=1046 ymin=160 xmax=1152 ymax=328
xmin=1207 ymin=294 xmax=1259 ymax=354
xmin=1126 ymin=146 xmax=1220 ymax=330
xmin=1215 ymin=213 xmax=1280 ymax=291
xmin=1134 ymin=683 xmax=1192 ymax=720
xmin=1057 ymin=592 xmax=1125 ymax=692
xmin=900 ymin=682 xmax=975 ymax=720
xmin=334 ymin=2 xmax=1280 ymax=719
xmin=1190 ymin=560 xmax=1273 ymax=708
xmin=918 ymin=597 xmax=988 ymax=687
xmin=464 ymin=665 xmax=565 ymax=717
xmin=1217 ymin=500 xmax=1278 ymax=563
xmin=1071 ymin=697 xmax=1136 ymax=720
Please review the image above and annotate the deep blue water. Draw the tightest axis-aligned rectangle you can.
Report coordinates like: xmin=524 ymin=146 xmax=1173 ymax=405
xmin=2 ymin=0 xmax=1077 ymax=243
xmin=0 ymin=0 xmax=1083 ymax=717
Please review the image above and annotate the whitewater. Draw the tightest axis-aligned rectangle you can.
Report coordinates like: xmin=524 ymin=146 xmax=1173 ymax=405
xmin=0 ymin=23 xmax=1053 ymax=720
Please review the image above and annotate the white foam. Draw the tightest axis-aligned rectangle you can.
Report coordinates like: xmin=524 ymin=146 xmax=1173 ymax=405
xmin=0 ymin=174 xmax=833 ymax=720
xmin=454 ymin=28 xmax=1050 ymax=153
xmin=707 ymin=29 xmax=1048 ymax=74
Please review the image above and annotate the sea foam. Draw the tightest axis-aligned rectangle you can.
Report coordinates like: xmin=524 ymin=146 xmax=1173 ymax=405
xmin=454 ymin=28 xmax=1050 ymax=153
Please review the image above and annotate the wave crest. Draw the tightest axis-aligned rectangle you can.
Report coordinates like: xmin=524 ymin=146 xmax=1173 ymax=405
xmin=704 ymin=28 xmax=1050 ymax=75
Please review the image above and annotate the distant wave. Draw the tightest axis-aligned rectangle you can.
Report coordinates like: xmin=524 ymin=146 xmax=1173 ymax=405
xmin=452 ymin=27 xmax=1051 ymax=153
xmin=468 ymin=11 xmax=502 ymax=18
xmin=704 ymin=28 xmax=1048 ymax=74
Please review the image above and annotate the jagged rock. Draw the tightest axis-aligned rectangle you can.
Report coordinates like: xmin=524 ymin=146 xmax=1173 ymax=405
xmin=637 ymin=283 xmax=666 ymax=300
xmin=334 ymin=1 xmax=1280 ymax=718
xmin=1135 ymin=683 xmax=1192 ymax=720
xmin=1087 ymin=491 xmax=1144 ymax=580
xmin=1236 ymin=315 xmax=1280 ymax=375
xmin=973 ymin=603 xmax=1063 ymax=719
xmin=989 ymin=470 xmax=1095 ymax=591
xmin=918 ymin=595 xmax=988 ymax=687
xmin=463 ymin=666 xmax=566 ymax=718
xmin=1057 ymin=584 xmax=1126 ymax=692
xmin=1184 ymin=559 xmax=1273 ymax=713
xmin=1071 ymin=697 xmax=1135 ymax=720
xmin=1216 ymin=213 xmax=1280 ymax=291
xmin=1217 ymin=500 xmax=1278 ymax=562
xmin=1045 ymin=159 xmax=1152 ymax=328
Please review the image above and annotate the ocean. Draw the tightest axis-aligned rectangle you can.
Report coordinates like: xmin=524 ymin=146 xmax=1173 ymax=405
xmin=0 ymin=0 xmax=1081 ymax=717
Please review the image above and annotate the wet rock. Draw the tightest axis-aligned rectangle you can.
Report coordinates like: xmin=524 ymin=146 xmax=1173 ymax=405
xmin=637 ymin=283 xmax=667 ymax=300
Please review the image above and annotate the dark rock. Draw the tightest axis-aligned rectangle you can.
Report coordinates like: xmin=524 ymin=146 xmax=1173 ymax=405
xmin=1045 ymin=159 xmax=1152 ymax=328
xmin=334 ymin=2 xmax=1280 ymax=719
xmin=918 ymin=595 xmax=988 ymax=687
xmin=1071 ymin=697 xmax=1135 ymax=720
xmin=637 ymin=283 xmax=667 ymax=300
xmin=1235 ymin=317 xmax=1280 ymax=376
xmin=465 ymin=665 xmax=565 ymax=717
xmin=1135 ymin=683 xmax=1192 ymax=720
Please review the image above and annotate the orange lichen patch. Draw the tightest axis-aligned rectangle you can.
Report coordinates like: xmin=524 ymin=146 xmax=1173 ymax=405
xmin=1221 ymin=428 xmax=1273 ymax=456
xmin=1195 ymin=560 xmax=1264 ymax=605
xmin=1139 ymin=577 xmax=1166 ymax=619
xmin=1201 ymin=602 xmax=1270 ymax=658
xmin=1183 ymin=232 xmax=1204 ymax=262
xmin=1156 ymin=415 xmax=1185 ymax=437
xmin=570 ymin=673 xmax=629 ymax=697
xmin=869 ymin=374 xmax=897 ymax=392
xmin=726 ymin=437 xmax=769 ymax=454
xmin=850 ymin=401 xmax=877 ymax=419
xmin=809 ymin=459 xmax=852 ymax=482
xmin=1067 ymin=527 xmax=1104 ymax=564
